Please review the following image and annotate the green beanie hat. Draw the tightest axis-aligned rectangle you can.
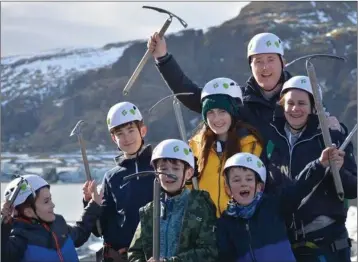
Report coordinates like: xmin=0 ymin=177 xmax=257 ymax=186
xmin=202 ymin=94 xmax=238 ymax=124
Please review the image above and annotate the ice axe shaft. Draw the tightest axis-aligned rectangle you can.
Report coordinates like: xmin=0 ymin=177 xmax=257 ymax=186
xmin=123 ymin=17 xmax=172 ymax=96
xmin=306 ymin=60 xmax=344 ymax=201
xmin=153 ymin=178 xmax=161 ymax=261
xmin=123 ymin=6 xmax=187 ymax=96
xmin=70 ymin=120 xmax=92 ymax=181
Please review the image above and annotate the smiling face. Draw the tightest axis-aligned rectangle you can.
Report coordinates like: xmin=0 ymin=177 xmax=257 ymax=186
xmin=250 ymin=53 xmax=283 ymax=91
xmin=111 ymin=122 xmax=147 ymax=155
xmin=23 ymin=187 xmax=56 ymax=222
xmin=227 ymin=167 xmax=263 ymax=206
xmin=206 ymin=108 xmax=232 ymax=136
xmin=282 ymin=89 xmax=312 ymax=130
xmin=155 ymin=159 xmax=193 ymax=194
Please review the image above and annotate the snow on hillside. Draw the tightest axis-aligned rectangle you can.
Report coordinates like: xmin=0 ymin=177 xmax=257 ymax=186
xmin=1 ymin=44 xmax=131 ymax=106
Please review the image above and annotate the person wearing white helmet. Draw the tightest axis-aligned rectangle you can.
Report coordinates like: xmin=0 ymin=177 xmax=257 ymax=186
xmin=188 ymin=77 xmax=263 ymax=217
xmin=1 ymin=174 xmax=101 ymax=262
xmin=216 ymin=149 xmax=344 ymax=262
xmin=87 ymin=101 xmax=154 ymax=262
xmin=266 ymin=75 xmax=357 ymax=262
xmin=128 ymin=139 xmax=218 ymax=262
xmin=146 ymin=31 xmax=344 ymax=143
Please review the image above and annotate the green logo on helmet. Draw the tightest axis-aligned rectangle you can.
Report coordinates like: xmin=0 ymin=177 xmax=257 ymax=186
xmin=266 ymin=40 xmax=272 ymax=47
xmin=183 ymin=148 xmax=190 ymax=155
xmin=223 ymin=83 xmax=229 ymax=89
xmin=213 ymin=83 xmax=219 ymax=89
xmin=301 ymin=79 xmax=307 ymax=84
xmin=129 ymin=108 xmax=136 ymax=115
xmin=274 ymin=41 xmax=280 ymax=48
xmin=107 ymin=117 xmax=111 ymax=126
xmin=257 ymin=161 xmax=263 ymax=168
xmin=122 ymin=110 xmax=127 ymax=116
xmin=173 ymin=146 xmax=179 ymax=152
xmin=246 ymin=157 xmax=252 ymax=162
xmin=20 ymin=183 xmax=27 ymax=191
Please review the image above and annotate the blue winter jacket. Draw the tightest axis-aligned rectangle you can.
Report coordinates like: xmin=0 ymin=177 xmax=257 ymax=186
xmin=98 ymin=145 xmax=154 ymax=251
xmin=216 ymin=159 xmax=329 ymax=262
xmin=1 ymin=200 xmax=101 ymax=262
xmin=266 ymin=112 xmax=357 ymax=229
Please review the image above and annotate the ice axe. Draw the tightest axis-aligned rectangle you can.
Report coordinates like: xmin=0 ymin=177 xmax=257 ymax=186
xmin=306 ymin=58 xmax=345 ymax=201
xmin=149 ymin=93 xmax=199 ymax=190
xmin=122 ymin=6 xmax=188 ymax=96
xmin=1 ymin=176 xmax=26 ymax=224
xmin=70 ymin=120 xmax=104 ymax=236
xmin=123 ymin=171 xmax=178 ymax=261
xmin=70 ymin=120 xmax=92 ymax=181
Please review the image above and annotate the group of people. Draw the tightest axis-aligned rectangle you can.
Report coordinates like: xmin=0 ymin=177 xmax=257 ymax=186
xmin=1 ymin=31 xmax=357 ymax=262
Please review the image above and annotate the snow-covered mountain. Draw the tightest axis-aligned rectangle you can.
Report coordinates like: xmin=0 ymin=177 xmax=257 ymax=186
xmin=1 ymin=44 xmax=131 ymax=107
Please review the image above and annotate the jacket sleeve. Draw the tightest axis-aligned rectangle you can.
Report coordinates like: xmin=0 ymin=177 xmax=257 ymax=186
xmin=279 ymin=159 xmax=328 ymax=214
xmin=127 ymin=217 xmax=147 ymax=262
xmin=67 ymin=200 xmax=102 ymax=247
xmin=1 ymin=222 xmax=28 ymax=262
xmin=216 ymin=217 xmax=236 ymax=262
xmin=168 ymin=192 xmax=218 ymax=262
xmin=156 ymin=54 xmax=202 ymax=114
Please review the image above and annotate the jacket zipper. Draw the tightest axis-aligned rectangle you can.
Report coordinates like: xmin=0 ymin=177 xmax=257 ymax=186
xmin=175 ymin=196 xmax=190 ymax=254
xmin=43 ymin=223 xmax=64 ymax=262
xmin=246 ymin=221 xmax=257 ymax=262
xmin=270 ymin=124 xmax=321 ymax=179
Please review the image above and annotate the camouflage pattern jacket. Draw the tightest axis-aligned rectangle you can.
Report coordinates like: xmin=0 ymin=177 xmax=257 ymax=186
xmin=128 ymin=190 xmax=218 ymax=262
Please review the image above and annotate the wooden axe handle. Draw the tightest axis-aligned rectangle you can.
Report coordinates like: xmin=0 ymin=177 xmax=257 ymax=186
xmin=123 ymin=17 xmax=173 ymax=96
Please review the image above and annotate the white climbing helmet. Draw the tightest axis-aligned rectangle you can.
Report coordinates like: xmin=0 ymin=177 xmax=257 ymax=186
xmin=223 ymin=152 xmax=266 ymax=183
xmin=247 ymin=33 xmax=284 ymax=58
xmin=201 ymin=77 xmax=243 ymax=102
xmin=107 ymin=102 xmax=143 ymax=131
xmin=281 ymin=75 xmax=323 ymax=99
xmin=151 ymin=139 xmax=195 ymax=169
xmin=4 ymin=175 xmax=49 ymax=207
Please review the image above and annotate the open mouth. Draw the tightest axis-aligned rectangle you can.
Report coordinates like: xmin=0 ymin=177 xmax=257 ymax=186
xmin=214 ymin=123 xmax=225 ymax=128
xmin=239 ymin=190 xmax=250 ymax=198
xmin=261 ymin=73 xmax=272 ymax=78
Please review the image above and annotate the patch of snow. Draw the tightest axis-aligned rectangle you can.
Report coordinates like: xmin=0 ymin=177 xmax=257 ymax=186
xmin=347 ymin=11 xmax=357 ymax=25
xmin=310 ymin=1 xmax=316 ymax=8
xmin=316 ymin=10 xmax=331 ymax=23
xmin=174 ymin=31 xmax=185 ymax=37
xmin=299 ymin=18 xmax=316 ymax=25
xmin=283 ymin=40 xmax=291 ymax=50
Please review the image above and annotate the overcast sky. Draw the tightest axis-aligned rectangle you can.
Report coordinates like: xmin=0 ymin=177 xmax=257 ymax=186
xmin=1 ymin=1 xmax=249 ymax=57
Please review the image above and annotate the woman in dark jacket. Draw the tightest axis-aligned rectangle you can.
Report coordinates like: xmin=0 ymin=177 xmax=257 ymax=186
xmin=267 ymin=75 xmax=357 ymax=262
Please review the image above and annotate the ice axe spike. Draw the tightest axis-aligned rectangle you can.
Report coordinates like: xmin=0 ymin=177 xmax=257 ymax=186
xmin=122 ymin=6 xmax=187 ymax=96
xmin=70 ymin=120 xmax=92 ymax=181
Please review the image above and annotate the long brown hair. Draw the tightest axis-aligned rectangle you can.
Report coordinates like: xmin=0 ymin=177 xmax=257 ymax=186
xmin=193 ymin=120 xmax=263 ymax=175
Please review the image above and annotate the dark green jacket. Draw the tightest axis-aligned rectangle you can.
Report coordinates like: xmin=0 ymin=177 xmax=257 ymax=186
xmin=128 ymin=190 xmax=218 ymax=262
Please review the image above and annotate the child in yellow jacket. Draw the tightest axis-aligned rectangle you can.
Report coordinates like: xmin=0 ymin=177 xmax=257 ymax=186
xmin=189 ymin=77 xmax=263 ymax=217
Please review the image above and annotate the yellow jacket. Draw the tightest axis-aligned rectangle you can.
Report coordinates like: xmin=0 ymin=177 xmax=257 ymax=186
xmin=189 ymin=132 xmax=262 ymax=217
